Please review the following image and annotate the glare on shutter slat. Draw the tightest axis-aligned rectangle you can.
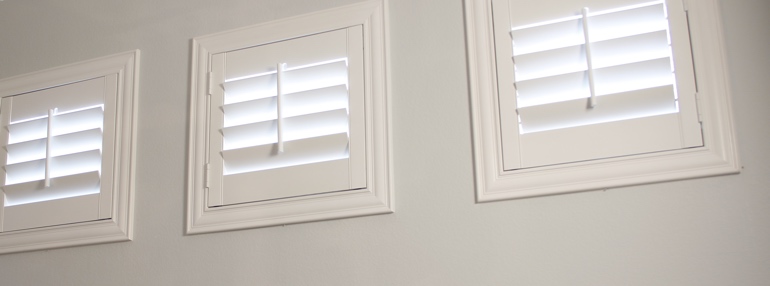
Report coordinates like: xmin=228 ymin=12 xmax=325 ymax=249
xmin=222 ymin=108 xmax=349 ymax=151
xmin=518 ymin=85 xmax=677 ymax=134
xmin=516 ymin=57 xmax=673 ymax=107
xmin=3 ymin=171 xmax=101 ymax=206
xmin=223 ymin=158 xmax=350 ymax=204
xmin=222 ymin=132 xmax=349 ymax=175
xmin=223 ymin=84 xmax=348 ymax=128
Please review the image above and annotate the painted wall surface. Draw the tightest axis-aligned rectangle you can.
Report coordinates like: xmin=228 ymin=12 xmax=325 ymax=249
xmin=0 ymin=0 xmax=768 ymax=285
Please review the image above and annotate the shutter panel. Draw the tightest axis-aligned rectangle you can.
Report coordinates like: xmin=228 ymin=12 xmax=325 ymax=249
xmin=497 ymin=0 xmax=702 ymax=169
xmin=207 ymin=27 xmax=366 ymax=207
xmin=1 ymin=77 xmax=109 ymax=231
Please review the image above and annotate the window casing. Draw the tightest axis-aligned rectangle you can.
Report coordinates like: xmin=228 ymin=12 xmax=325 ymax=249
xmin=187 ymin=0 xmax=392 ymax=234
xmin=0 ymin=50 xmax=138 ymax=254
xmin=465 ymin=0 xmax=740 ymax=201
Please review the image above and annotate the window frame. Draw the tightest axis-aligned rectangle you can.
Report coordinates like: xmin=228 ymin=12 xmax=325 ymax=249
xmin=0 ymin=50 xmax=139 ymax=254
xmin=464 ymin=0 xmax=740 ymax=202
xmin=187 ymin=0 xmax=393 ymax=234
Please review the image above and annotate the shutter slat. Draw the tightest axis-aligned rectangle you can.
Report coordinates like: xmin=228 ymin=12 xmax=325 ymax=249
xmin=8 ymin=118 xmax=48 ymax=144
xmin=519 ymin=85 xmax=677 ymax=134
xmin=516 ymin=57 xmax=673 ymax=107
xmin=50 ymin=106 xmax=104 ymax=137
xmin=514 ymin=44 xmax=587 ymax=82
xmin=222 ymin=73 xmax=276 ymax=104
xmin=588 ymin=2 xmax=666 ymax=42
xmin=282 ymin=84 xmax=348 ymax=119
xmin=222 ymin=60 xmax=347 ymax=105
xmin=514 ymin=30 xmax=670 ymax=82
xmin=4 ymin=158 xmax=45 ymax=185
xmin=7 ymin=106 xmax=103 ymax=144
xmin=593 ymin=57 xmax=673 ymax=96
xmin=2 ymin=171 xmax=101 ymax=206
xmin=223 ymin=108 xmax=349 ymax=151
xmin=516 ymin=70 xmax=591 ymax=107
xmin=223 ymin=95 xmax=277 ymax=128
xmin=49 ymin=149 xmax=101 ymax=179
xmin=590 ymin=30 xmax=670 ymax=69
xmin=222 ymin=132 xmax=349 ymax=175
xmin=282 ymin=60 xmax=348 ymax=94
xmin=6 ymin=149 xmax=102 ymax=185
xmin=6 ymin=128 xmax=102 ymax=165
xmin=50 ymin=128 xmax=103 ymax=157
xmin=6 ymin=137 xmax=46 ymax=165
xmin=511 ymin=18 xmax=584 ymax=56
xmin=223 ymin=84 xmax=348 ymax=128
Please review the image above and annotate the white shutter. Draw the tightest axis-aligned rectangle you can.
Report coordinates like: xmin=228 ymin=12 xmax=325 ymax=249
xmin=1 ymin=77 xmax=111 ymax=232
xmin=207 ymin=27 xmax=366 ymax=206
xmin=495 ymin=0 xmax=702 ymax=169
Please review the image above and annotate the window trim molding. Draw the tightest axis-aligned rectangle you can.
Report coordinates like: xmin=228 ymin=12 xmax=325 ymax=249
xmin=0 ymin=50 xmax=139 ymax=254
xmin=186 ymin=0 xmax=393 ymax=234
xmin=464 ymin=0 xmax=740 ymax=202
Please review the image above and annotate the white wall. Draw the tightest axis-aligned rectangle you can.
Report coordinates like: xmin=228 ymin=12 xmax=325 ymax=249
xmin=0 ymin=0 xmax=768 ymax=285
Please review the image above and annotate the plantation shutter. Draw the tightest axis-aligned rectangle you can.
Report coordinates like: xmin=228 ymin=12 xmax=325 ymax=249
xmin=0 ymin=76 xmax=114 ymax=232
xmin=207 ymin=27 xmax=366 ymax=207
xmin=494 ymin=0 xmax=702 ymax=169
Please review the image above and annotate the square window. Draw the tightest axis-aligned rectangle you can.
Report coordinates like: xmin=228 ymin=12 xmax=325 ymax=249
xmin=187 ymin=1 xmax=393 ymax=233
xmin=464 ymin=0 xmax=740 ymax=201
xmin=0 ymin=51 xmax=139 ymax=253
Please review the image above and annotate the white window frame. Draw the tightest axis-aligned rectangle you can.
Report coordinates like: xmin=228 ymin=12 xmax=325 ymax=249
xmin=0 ymin=50 xmax=139 ymax=254
xmin=187 ymin=0 xmax=393 ymax=234
xmin=464 ymin=0 xmax=740 ymax=202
